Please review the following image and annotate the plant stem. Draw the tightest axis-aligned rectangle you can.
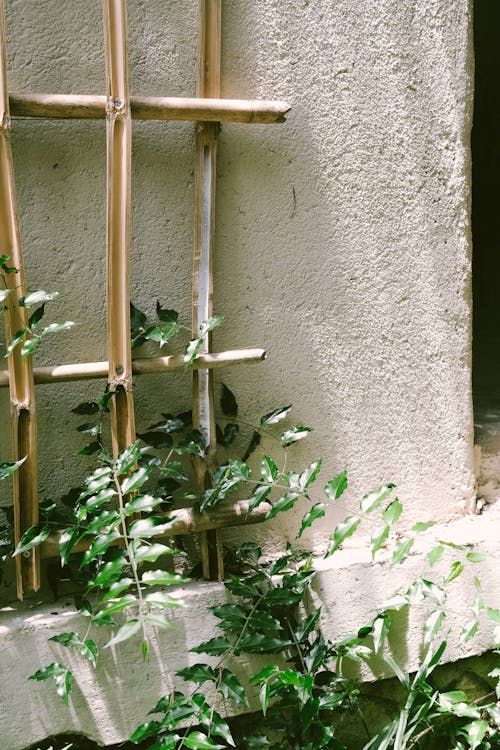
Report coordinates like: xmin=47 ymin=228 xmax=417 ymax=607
xmin=113 ymin=469 xmax=147 ymax=642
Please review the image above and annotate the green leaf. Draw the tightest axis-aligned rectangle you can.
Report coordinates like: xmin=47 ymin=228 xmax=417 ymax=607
xmin=134 ymin=543 xmax=176 ymax=564
xmin=326 ymin=515 xmax=360 ymax=556
xmin=183 ymin=731 xmax=225 ymax=750
xmin=177 ymin=664 xmax=217 ymax=685
xmin=438 ymin=691 xmax=480 ymax=719
xmin=40 ymin=320 xmax=76 ymax=335
xmin=297 ymin=502 xmax=326 ymax=538
xmin=19 ymin=289 xmax=59 ymax=307
xmin=467 ymin=720 xmax=489 ymax=750
xmin=458 ymin=619 xmax=478 ymax=646
xmin=124 ymin=494 xmax=165 ymax=516
xmin=29 ymin=663 xmax=72 ymax=705
xmin=161 ymin=461 xmax=188 ymax=481
xmin=371 ymin=524 xmax=389 ymax=558
xmin=236 ymin=633 xmax=292 ymax=653
xmin=360 ymin=483 xmax=395 ymax=513
xmin=191 ymin=637 xmax=231 ymax=656
xmin=443 ymin=561 xmax=464 ymax=584
xmin=324 ymin=470 xmax=348 ymax=500
xmin=211 ymin=604 xmax=247 ymax=630
xmin=487 ymin=607 xmax=500 ymax=624
xmin=281 ymin=426 xmax=312 ymax=447
xmin=130 ymin=302 xmax=147 ymax=330
xmin=390 ymin=537 xmax=414 ymax=567
xmin=115 ymin=442 xmax=142 ymax=475
xmin=248 ymin=484 xmax=271 ymax=512
xmin=466 ymin=551 xmax=490 ymax=563
xmin=120 ymin=466 xmax=151 ymax=494
xmin=412 ymin=521 xmax=435 ymax=533
xmin=145 ymin=322 xmax=181 ymax=347
xmin=266 ymin=492 xmax=299 ymax=520
xmin=199 ymin=315 xmax=224 ymax=336
xmin=6 ymin=329 xmax=25 ymax=355
xmin=128 ymin=516 xmax=178 ymax=539
xmin=260 ymin=455 xmax=279 ymax=483
xmin=28 ymin=303 xmax=45 ymax=329
xmin=220 ymin=383 xmax=238 ymax=418
xmin=49 ymin=632 xmax=80 ymax=648
xmin=299 ymin=458 xmax=322 ymax=490
xmin=105 ymin=619 xmax=141 ymax=648
xmin=59 ymin=527 xmax=82 ymax=566
xmin=0 ymin=288 xmax=12 ymax=303
xmin=0 ymin=456 xmax=26 ymax=481
xmin=81 ymin=530 xmax=120 ymax=565
xmin=100 ymin=594 xmax=137 ymax=616
xmin=382 ymin=498 xmax=403 ymax=525
xmin=218 ymin=669 xmax=249 ymax=707
xmin=184 ymin=337 xmax=203 ymax=365
xmin=372 ymin=614 xmax=391 ymax=652
xmin=13 ymin=524 xmax=49 ymax=555
xmin=144 ymin=614 xmax=172 ymax=631
xmin=20 ymin=337 xmax=41 ymax=357
xmin=130 ymin=720 xmax=162 ymax=743
xmin=144 ymin=591 xmax=183 ymax=609
xmin=175 ymin=430 xmax=205 ymax=456
xmin=80 ymin=639 xmax=98 ymax=667
xmin=90 ymin=557 xmax=126 ymax=588
xmin=427 ymin=544 xmax=444 ymax=567
xmin=260 ymin=405 xmax=292 ymax=426
xmin=423 ymin=610 xmax=445 ymax=646
xmin=141 ymin=570 xmax=187 ymax=587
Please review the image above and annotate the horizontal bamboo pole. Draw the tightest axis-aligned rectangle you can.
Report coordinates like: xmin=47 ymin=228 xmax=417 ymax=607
xmin=0 ymin=348 xmax=266 ymax=388
xmin=39 ymin=499 xmax=272 ymax=560
xmin=9 ymin=93 xmax=290 ymax=123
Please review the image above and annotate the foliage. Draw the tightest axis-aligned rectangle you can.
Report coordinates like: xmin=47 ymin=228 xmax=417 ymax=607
xmin=2 ymin=303 xmax=499 ymax=748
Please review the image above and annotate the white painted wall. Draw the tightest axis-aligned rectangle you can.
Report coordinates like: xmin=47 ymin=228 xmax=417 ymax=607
xmin=0 ymin=2 xmax=495 ymax=747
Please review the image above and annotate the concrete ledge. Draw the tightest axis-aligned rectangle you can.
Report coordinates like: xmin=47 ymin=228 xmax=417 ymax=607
xmin=1 ymin=508 xmax=499 ymax=749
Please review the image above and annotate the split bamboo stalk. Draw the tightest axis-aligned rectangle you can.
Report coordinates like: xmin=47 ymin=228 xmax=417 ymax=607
xmin=0 ymin=348 xmax=266 ymax=388
xmin=193 ymin=0 xmax=223 ymax=581
xmin=103 ymin=0 xmax=135 ymax=456
xmin=39 ymin=499 xmax=272 ymax=560
xmin=0 ymin=0 xmax=39 ymax=598
xmin=9 ymin=93 xmax=290 ymax=124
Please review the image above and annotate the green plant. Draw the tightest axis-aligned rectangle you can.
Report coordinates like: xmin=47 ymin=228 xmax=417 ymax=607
xmin=6 ymin=308 xmax=500 ymax=749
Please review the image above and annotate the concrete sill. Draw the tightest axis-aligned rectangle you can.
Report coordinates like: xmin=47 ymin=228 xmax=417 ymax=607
xmin=1 ymin=507 xmax=499 ymax=749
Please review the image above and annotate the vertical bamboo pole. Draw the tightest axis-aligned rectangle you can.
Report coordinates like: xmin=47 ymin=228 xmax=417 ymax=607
xmin=0 ymin=0 xmax=39 ymax=598
xmin=193 ymin=0 xmax=223 ymax=581
xmin=103 ymin=0 xmax=135 ymax=455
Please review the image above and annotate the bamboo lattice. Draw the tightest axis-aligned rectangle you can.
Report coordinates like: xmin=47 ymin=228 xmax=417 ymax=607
xmin=0 ymin=0 xmax=289 ymax=597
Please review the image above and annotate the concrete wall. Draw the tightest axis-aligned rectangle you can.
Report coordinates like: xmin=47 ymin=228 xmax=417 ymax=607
xmin=1 ymin=2 xmax=497 ymax=749
xmin=0 ymin=0 xmax=476 ymax=541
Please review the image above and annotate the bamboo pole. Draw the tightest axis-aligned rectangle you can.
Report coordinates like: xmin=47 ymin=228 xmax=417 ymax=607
xmin=103 ymin=0 xmax=135 ymax=456
xmin=39 ymin=499 xmax=272 ymax=560
xmin=9 ymin=93 xmax=290 ymax=124
xmin=0 ymin=0 xmax=39 ymax=598
xmin=0 ymin=348 xmax=266 ymax=388
xmin=193 ymin=0 xmax=223 ymax=581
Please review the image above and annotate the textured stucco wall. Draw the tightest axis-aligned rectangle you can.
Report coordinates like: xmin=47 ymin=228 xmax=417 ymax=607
xmin=0 ymin=0 xmax=475 ymax=548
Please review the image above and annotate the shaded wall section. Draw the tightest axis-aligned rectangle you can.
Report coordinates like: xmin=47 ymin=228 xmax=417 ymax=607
xmin=472 ymin=0 xmax=500 ymax=450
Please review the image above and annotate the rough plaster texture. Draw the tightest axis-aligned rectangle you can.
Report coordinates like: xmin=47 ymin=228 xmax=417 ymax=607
xmin=0 ymin=0 xmax=476 ymax=535
xmin=0 ymin=0 xmax=496 ymax=747
xmin=1 ymin=508 xmax=499 ymax=749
